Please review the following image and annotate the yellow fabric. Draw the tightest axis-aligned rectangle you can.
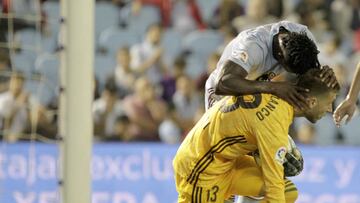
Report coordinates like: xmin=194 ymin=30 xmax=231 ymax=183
xmin=173 ymin=94 xmax=294 ymax=202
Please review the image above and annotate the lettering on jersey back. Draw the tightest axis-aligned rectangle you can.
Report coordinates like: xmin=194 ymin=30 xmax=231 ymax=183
xmin=256 ymin=95 xmax=280 ymax=121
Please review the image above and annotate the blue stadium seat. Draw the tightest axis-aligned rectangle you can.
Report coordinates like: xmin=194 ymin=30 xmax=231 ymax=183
xmin=15 ymin=29 xmax=41 ymax=50
xmin=43 ymin=1 xmax=60 ymax=20
xmin=196 ymin=0 xmax=219 ymax=23
xmin=314 ymin=115 xmax=338 ymax=145
xmin=340 ymin=116 xmax=360 ymax=145
xmin=161 ymin=28 xmax=183 ymax=66
xmin=16 ymin=29 xmax=57 ymax=53
xmin=95 ymin=2 xmax=119 ymax=38
xmin=185 ymin=55 xmax=205 ymax=79
xmin=42 ymin=1 xmax=60 ymax=40
xmin=94 ymin=55 xmax=116 ymax=90
xmin=98 ymin=27 xmax=140 ymax=55
xmin=183 ymin=30 xmax=223 ymax=61
xmin=35 ymin=54 xmax=59 ymax=89
xmin=24 ymin=80 xmax=56 ymax=107
xmin=11 ymin=50 xmax=37 ymax=74
xmin=127 ymin=5 xmax=160 ymax=34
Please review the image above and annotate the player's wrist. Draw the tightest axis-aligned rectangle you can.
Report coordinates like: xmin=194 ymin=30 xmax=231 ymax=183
xmin=346 ymin=94 xmax=357 ymax=103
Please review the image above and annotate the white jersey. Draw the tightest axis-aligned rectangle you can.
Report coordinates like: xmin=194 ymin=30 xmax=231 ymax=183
xmin=205 ymin=21 xmax=316 ymax=109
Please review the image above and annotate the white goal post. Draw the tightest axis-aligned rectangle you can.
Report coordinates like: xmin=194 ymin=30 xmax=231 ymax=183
xmin=59 ymin=0 xmax=94 ymax=203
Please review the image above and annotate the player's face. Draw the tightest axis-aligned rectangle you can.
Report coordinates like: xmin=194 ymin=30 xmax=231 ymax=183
xmin=304 ymin=92 xmax=337 ymax=123
xmin=277 ymin=33 xmax=292 ymax=72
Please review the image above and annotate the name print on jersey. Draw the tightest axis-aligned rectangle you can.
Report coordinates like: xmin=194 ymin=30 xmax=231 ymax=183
xmin=256 ymin=95 xmax=280 ymax=121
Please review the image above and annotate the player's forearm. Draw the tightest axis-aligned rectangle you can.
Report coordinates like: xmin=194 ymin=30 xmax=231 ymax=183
xmin=215 ymin=76 xmax=274 ymax=96
xmin=347 ymin=63 xmax=360 ymax=102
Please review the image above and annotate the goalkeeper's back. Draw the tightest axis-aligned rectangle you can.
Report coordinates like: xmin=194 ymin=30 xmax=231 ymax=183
xmin=173 ymin=93 xmax=293 ymax=200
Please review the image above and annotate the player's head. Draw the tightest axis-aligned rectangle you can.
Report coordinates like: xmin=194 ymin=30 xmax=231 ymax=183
xmin=146 ymin=23 xmax=163 ymax=45
xmin=275 ymin=27 xmax=320 ymax=75
xmin=295 ymin=69 xmax=340 ymax=123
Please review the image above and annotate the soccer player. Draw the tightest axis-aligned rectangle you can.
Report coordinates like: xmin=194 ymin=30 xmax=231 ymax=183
xmin=205 ymin=21 xmax=338 ymax=111
xmin=333 ymin=62 xmax=360 ymax=126
xmin=173 ymin=69 xmax=340 ymax=203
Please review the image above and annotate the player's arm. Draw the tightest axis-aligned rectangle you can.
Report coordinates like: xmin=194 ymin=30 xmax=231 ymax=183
xmin=255 ymin=121 xmax=290 ymax=202
xmin=333 ymin=62 xmax=360 ymax=126
xmin=215 ymin=60 xmax=309 ymax=110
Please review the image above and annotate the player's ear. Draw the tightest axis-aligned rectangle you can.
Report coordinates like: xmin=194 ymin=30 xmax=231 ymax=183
xmin=306 ymin=97 xmax=317 ymax=108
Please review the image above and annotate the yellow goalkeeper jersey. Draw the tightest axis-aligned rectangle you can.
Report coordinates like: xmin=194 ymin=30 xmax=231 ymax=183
xmin=173 ymin=93 xmax=294 ymax=202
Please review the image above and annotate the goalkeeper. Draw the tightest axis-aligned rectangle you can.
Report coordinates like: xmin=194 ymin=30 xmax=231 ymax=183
xmin=173 ymin=69 xmax=340 ymax=203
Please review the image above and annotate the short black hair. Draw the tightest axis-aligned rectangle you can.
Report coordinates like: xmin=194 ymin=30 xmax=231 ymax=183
xmin=297 ymin=69 xmax=340 ymax=97
xmin=283 ymin=31 xmax=320 ymax=74
xmin=104 ymin=76 xmax=118 ymax=94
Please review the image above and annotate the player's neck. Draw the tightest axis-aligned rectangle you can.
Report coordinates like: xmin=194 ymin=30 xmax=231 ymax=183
xmin=293 ymin=107 xmax=305 ymax=117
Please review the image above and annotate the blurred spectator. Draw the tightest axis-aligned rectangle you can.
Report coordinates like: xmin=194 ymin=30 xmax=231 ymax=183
xmin=31 ymin=103 xmax=58 ymax=140
xmin=173 ymin=75 xmax=201 ymax=132
xmin=130 ymin=23 xmax=167 ymax=85
xmin=107 ymin=115 xmax=132 ymax=141
xmin=122 ymin=76 xmax=166 ymax=141
xmin=350 ymin=0 xmax=360 ymax=31
xmin=295 ymin=0 xmax=332 ymax=43
xmin=92 ymin=79 xmax=125 ymax=138
xmin=111 ymin=0 xmax=133 ymax=27
xmin=160 ymin=56 xmax=186 ymax=103
xmin=196 ymin=52 xmax=221 ymax=96
xmin=296 ymin=0 xmax=332 ymax=24
xmin=209 ymin=0 xmax=244 ymax=29
xmin=0 ymin=72 xmax=29 ymax=142
xmin=133 ymin=0 xmax=172 ymax=26
xmin=93 ymin=77 xmax=101 ymax=100
xmin=349 ymin=0 xmax=360 ymax=51
xmin=171 ymin=0 xmax=206 ymax=35
xmin=0 ymin=51 xmax=11 ymax=92
xmin=0 ymin=0 xmax=47 ymax=46
xmin=318 ymin=34 xmax=347 ymax=69
xmin=232 ymin=0 xmax=277 ymax=31
xmin=113 ymin=47 xmax=136 ymax=98
xmin=267 ymin=0 xmax=284 ymax=18
xmin=159 ymin=103 xmax=182 ymax=144
xmin=330 ymin=0 xmax=352 ymax=39
xmin=135 ymin=0 xmax=205 ymax=32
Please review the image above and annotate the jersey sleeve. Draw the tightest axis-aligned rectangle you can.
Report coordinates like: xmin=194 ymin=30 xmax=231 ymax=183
xmin=228 ymin=40 xmax=265 ymax=73
xmin=254 ymin=118 xmax=290 ymax=202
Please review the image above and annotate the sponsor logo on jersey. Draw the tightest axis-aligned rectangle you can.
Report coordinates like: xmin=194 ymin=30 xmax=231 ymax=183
xmin=239 ymin=51 xmax=248 ymax=63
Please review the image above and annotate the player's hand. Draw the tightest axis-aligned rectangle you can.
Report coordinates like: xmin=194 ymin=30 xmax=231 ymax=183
xmin=333 ymin=98 xmax=357 ymax=127
xmin=319 ymin=65 xmax=338 ymax=88
xmin=283 ymin=150 xmax=304 ymax=177
xmin=271 ymin=81 xmax=309 ymax=110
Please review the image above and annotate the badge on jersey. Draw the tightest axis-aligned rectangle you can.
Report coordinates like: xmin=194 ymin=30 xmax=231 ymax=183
xmin=275 ymin=147 xmax=287 ymax=165
xmin=239 ymin=51 xmax=248 ymax=63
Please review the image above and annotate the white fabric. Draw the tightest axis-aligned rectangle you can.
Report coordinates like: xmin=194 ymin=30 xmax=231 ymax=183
xmin=172 ymin=1 xmax=197 ymax=36
xmin=205 ymin=21 xmax=316 ymax=110
xmin=114 ymin=65 xmax=135 ymax=90
xmin=0 ymin=92 xmax=28 ymax=134
xmin=130 ymin=41 xmax=163 ymax=85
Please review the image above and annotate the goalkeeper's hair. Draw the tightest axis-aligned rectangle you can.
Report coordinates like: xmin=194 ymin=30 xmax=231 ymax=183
xmin=284 ymin=31 xmax=320 ymax=74
xmin=297 ymin=69 xmax=340 ymax=97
